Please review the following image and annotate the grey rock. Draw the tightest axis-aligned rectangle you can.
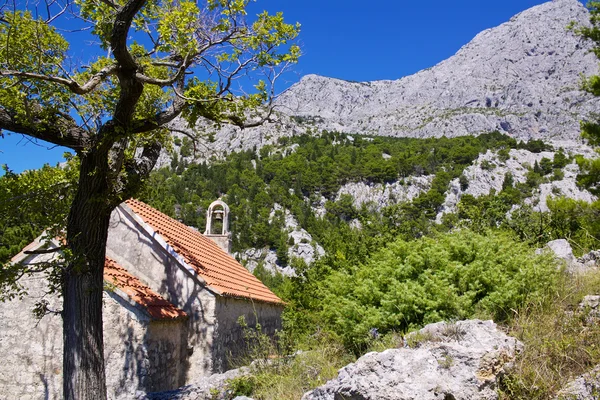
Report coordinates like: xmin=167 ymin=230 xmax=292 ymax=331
xmin=138 ymin=366 xmax=249 ymax=400
xmin=436 ymin=149 xmax=597 ymax=221
xmin=277 ymin=0 xmax=599 ymax=143
xmin=163 ymin=0 xmax=600 ymax=167
xmin=578 ymin=250 xmax=600 ymax=266
xmin=302 ymin=320 xmax=522 ymax=400
xmin=556 ymin=364 xmax=600 ymax=399
xmin=337 ymin=176 xmax=433 ymax=211
xmin=580 ymin=295 xmax=600 ymax=309
xmin=537 ymin=241 xmax=600 ymax=274
xmin=546 ymin=239 xmax=575 ymax=263
xmin=579 ymin=296 xmax=600 ymax=324
xmin=235 ymin=204 xmax=325 ymax=277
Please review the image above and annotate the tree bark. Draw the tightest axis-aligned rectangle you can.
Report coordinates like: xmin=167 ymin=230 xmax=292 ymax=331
xmin=62 ymin=150 xmax=112 ymax=400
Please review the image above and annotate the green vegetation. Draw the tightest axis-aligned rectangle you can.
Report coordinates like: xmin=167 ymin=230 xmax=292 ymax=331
xmin=499 ymin=270 xmax=600 ymax=400
xmin=4 ymin=128 xmax=600 ymax=399
xmin=0 ymin=161 xmax=77 ymax=300
xmin=141 ymin=130 xmax=518 ymax=252
xmin=317 ymin=230 xmax=559 ymax=351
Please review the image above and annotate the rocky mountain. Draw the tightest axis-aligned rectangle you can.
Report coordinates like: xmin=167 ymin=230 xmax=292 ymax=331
xmin=276 ymin=0 xmax=599 ymax=142
xmin=164 ymin=0 xmax=600 ymax=165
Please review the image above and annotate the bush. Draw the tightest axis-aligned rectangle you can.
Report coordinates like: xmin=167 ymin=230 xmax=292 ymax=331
xmin=319 ymin=229 xmax=559 ymax=351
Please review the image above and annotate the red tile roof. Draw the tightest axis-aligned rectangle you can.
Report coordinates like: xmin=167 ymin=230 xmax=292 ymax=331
xmin=104 ymin=258 xmax=187 ymax=320
xmin=125 ymin=199 xmax=284 ymax=305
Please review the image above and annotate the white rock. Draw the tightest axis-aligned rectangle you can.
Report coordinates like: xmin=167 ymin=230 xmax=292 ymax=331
xmin=546 ymin=239 xmax=575 ymax=263
xmin=337 ymin=175 xmax=433 ymax=211
xmin=556 ymin=364 xmax=600 ymax=400
xmin=302 ymin=320 xmax=522 ymax=400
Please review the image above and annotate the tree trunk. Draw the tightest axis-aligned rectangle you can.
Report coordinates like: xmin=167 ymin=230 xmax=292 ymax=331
xmin=63 ymin=151 xmax=112 ymax=400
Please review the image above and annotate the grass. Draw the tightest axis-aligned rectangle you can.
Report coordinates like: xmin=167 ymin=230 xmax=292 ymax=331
xmin=245 ymin=343 xmax=352 ymax=400
xmin=225 ymin=320 xmax=354 ymax=400
xmin=499 ymin=269 xmax=600 ymax=400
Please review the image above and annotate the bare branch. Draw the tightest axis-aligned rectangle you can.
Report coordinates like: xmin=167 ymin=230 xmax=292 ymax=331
xmin=24 ymin=245 xmax=66 ymax=255
xmin=0 ymin=64 xmax=117 ymax=95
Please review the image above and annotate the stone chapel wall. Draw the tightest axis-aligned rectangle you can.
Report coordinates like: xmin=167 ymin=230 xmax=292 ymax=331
xmin=106 ymin=206 xmax=218 ymax=381
xmin=0 ymin=258 xmax=185 ymax=400
xmin=213 ymin=297 xmax=283 ymax=371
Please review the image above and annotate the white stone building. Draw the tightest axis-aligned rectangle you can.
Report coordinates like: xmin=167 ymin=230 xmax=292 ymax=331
xmin=0 ymin=199 xmax=284 ymax=399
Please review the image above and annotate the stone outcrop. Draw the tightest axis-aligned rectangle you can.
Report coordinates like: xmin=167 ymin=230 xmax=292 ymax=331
xmin=538 ymin=239 xmax=600 ymax=273
xmin=336 ymin=175 xmax=433 ymax=211
xmin=556 ymin=365 xmax=600 ymax=400
xmin=235 ymin=204 xmax=325 ymax=276
xmin=302 ymin=320 xmax=522 ymax=400
xmin=138 ymin=366 xmax=250 ymax=400
xmin=436 ymin=148 xmax=597 ymax=222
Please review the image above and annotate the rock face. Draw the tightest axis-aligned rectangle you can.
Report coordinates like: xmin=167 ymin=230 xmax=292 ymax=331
xmin=163 ymin=0 xmax=600 ymax=167
xmin=235 ymin=204 xmax=325 ymax=276
xmin=435 ymin=146 xmax=597 ymax=222
xmin=337 ymin=175 xmax=433 ymax=211
xmin=276 ymin=0 xmax=599 ymax=143
xmin=302 ymin=320 xmax=523 ymax=400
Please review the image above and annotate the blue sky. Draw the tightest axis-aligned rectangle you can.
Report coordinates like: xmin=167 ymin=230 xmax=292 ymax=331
xmin=0 ymin=0 xmax=587 ymax=173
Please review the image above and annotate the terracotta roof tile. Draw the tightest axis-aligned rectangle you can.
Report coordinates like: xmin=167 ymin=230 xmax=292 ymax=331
xmin=104 ymin=258 xmax=187 ymax=320
xmin=125 ymin=199 xmax=284 ymax=305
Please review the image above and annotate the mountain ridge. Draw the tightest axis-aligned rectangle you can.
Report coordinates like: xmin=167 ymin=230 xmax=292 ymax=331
xmin=164 ymin=0 xmax=600 ymax=164
xmin=274 ymin=0 xmax=599 ymax=141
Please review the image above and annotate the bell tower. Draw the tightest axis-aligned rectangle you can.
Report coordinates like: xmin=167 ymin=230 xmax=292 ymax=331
xmin=204 ymin=199 xmax=232 ymax=254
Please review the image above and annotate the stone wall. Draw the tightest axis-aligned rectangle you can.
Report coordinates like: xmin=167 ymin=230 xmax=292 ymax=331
xmin=107 ymin=206 xmax=218 ymax=380
xmin=104 ymin=292 xmax=186 ymax=399
xmin=0 ymin=258 xmax=185 ymax=400
xmin=213 ymin=297 xmax=283 ymax=371
xmin=0 ymin=271 xmax=63 ymax=400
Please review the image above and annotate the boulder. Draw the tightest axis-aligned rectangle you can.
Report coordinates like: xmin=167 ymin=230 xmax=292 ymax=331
xmin=302 ymin=320 xmax=522 ymax=400
xmin=577 ymin=250 xmax=600 ymax=268
xmin=579 ymin=295 xmax=600 ymax=324
xmin=546 ymin=239 xmax=575 ymax=264
xmin=138 ymin=366 xmax=249 ymax=400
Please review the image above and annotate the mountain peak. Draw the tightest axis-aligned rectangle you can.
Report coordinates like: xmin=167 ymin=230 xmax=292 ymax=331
xmin=275 ymin=0 xmax=599 ymax=142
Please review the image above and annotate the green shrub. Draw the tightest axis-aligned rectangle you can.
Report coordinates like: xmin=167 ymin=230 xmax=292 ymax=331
xmin=319 ymin=229 xmax=559 ymax=351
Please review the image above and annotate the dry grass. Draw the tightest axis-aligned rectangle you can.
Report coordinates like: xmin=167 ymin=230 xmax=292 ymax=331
xmin=499 ymin=270 xmax=600 ymax=400
xmin=225 ymin=322 xmax=354 ymax=400
xmin=247 ymin=343 xmax=353 ymax=400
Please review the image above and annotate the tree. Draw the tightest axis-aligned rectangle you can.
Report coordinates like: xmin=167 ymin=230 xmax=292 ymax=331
xmin=0 ymin=1 xmax=299 ymax=398
xmin=574 ymin=2 xmax=600 ymax=192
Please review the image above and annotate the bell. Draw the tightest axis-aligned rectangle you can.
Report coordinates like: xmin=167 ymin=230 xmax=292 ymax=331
xmin=214 ymin=209 xmax=224 ymax=221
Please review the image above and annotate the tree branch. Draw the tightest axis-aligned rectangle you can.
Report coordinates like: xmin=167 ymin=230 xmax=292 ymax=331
xmin=132 ymin=78 xmax=187 ymax=133
xmin=0 ymin=107 xmax=91 ymax=150
xmin=114 ymin=140 xmax=162 ymax=205
xmin=0 ymin=65 xmax=117 ymax=95
xmin=110 ymin=0 xmax=146 ymax=71
xmin=25 ymin=246 xmax=66 ymax=255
